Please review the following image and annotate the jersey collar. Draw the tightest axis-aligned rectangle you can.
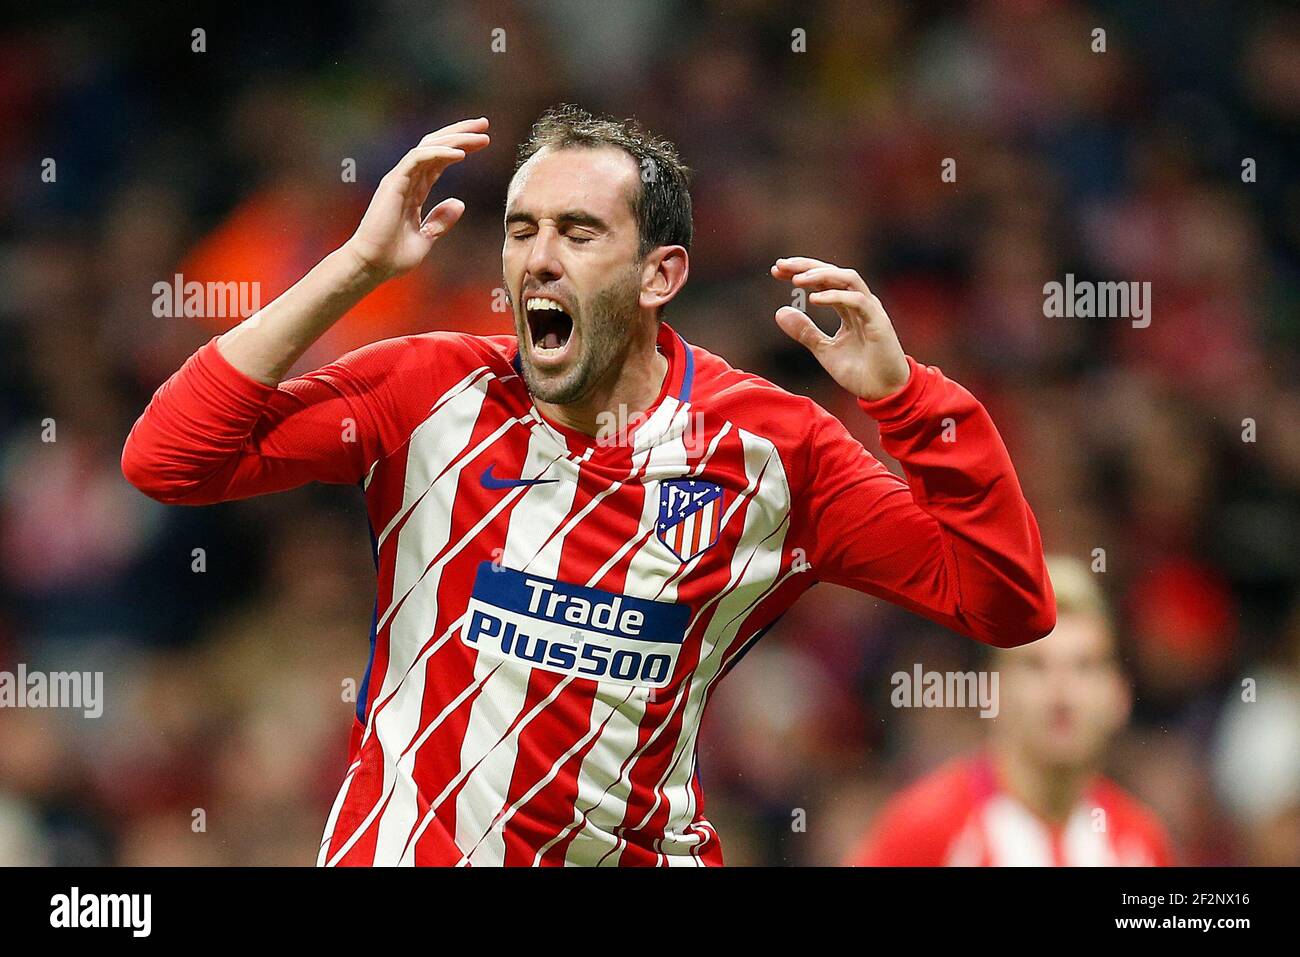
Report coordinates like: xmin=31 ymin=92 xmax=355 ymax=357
xmin=509 ymin=321 xmax=694 ymax=453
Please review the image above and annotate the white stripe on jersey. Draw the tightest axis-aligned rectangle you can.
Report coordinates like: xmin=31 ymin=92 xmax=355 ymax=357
xmin=981 ymin=796 xmax=1055 ymax=866
xmin=462 ymin=427 xmax=674 ymax=865
xmin=557 ymin=417 xmax=790 ymax=865
xmin=367 ymin=374 xmax=518 ymax=863
xmin=551 ymin=401 xmax=699 ymax=866
xmin=372 ymin=367 xmax=494 ymax=537
xmin=325 ymin=375 xmax=559 ymax=864
xmin=452 ymin=399 xmax=688 ymax=865
xmin=364 ymin=367 xmax=494 ymax=494
xmin=626 ymin=430 xmax=792 ymax=863
xmin=448 ymin=425 xmax=584 ymax=863
xmin=1062 ymin=805 xmax=1119 ymax=866
xmin=324 ymin=643 xmax=489 ymax=865
xmin=320 ymin=372 xmax=495 ymax=865
xmin=370 ymin=443 xmax=570 ymax=864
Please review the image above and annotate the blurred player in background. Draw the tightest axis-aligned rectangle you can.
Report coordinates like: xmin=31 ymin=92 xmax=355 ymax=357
xmin=846 ymin=556 xmax=1173 ymax=866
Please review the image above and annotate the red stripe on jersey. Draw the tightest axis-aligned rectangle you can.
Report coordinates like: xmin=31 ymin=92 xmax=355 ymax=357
xmin=513 ymin=454 xmax=663 ymax=864
xmin=614 ymin=439 xmax=781 ymax=860
xmin=328 ymin=377 xmax=528 ymax=862
xmin=484 ymin=474 xmax=653 ymax=864
xmin=599 ymin=427 xmax=767 ymax=862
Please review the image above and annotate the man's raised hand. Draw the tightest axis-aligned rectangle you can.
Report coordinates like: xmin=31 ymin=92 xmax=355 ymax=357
xmin=770 ymin=257 xmax=911 ymax=401
xmin=344 ymin=117 xmax=491 ymax=283
xmin=214 ymin=117 xmax=489 ymax=385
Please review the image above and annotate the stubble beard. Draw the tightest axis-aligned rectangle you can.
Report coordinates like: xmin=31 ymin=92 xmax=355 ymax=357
xmin=514 ymin=264 xmax=641 ymax=406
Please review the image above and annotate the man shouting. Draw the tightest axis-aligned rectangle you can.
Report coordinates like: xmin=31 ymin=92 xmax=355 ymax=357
xmin=122 ymin=105 xmax=1055 ymax=866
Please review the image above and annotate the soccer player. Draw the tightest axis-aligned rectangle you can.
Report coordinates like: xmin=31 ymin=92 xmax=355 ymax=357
xmin=121 ymin=105 xmax=1055 ymax=866
xmin=845 ymin=556 xmax=1173 ymax=866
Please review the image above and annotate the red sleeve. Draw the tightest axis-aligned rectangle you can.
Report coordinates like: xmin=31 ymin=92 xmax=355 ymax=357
xmin=795 ymin=356 xmax=1055 ymax=648
xmin=121 ymin=334 xmax=439 ymax=505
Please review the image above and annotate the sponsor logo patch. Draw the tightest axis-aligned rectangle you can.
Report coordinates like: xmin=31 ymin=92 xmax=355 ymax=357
xmin=462 ymin=562 xmax=691 ymax=688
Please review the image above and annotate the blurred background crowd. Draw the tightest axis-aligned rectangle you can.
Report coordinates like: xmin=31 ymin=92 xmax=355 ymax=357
xmin=1 ymin=0 xmax=1297 ymax=866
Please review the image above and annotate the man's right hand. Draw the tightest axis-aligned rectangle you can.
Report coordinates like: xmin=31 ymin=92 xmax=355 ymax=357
xmin=343 ymin=117 xmax=492 ymax=283
xmin=214 ymin=116 xmax=490 ymax=385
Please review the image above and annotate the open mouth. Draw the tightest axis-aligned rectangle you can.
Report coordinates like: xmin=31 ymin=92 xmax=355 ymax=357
xmin=525 ymin=296 xmax=575 ymax=357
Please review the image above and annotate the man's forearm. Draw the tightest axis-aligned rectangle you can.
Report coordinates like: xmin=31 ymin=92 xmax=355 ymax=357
xmin=216 ymin=244 xmax=384 ymax=386
xmin=860 ymin=360 xmax=1056 ymax=646
xmin=215 ymin=119 xmax=489 ymax=384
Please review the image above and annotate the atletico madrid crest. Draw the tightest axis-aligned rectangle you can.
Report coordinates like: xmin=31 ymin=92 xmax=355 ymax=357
xmin=656 ymin=479 xmax=724 ymax=563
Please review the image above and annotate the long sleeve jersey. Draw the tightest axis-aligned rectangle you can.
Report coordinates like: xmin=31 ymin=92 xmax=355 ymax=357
xmin=121 ymin=320 xmax=1055 ymax=865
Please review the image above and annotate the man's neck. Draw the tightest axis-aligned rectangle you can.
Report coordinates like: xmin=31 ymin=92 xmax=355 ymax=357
xmin=991 ymin=742 xmax=1095 ymax=826
xmin=533 ymin=329 xmax=669 ymax=438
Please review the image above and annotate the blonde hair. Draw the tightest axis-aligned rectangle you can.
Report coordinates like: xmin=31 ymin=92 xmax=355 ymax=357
xmin=1045 ymin=554 xmax=1111 ymax=628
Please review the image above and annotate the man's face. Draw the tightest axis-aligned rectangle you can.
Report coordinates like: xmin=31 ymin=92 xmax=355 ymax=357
xmin=503 ymin=145 xmax=646 ymax=405
xmin=995 ymin=613 xmax=1130 ymax=769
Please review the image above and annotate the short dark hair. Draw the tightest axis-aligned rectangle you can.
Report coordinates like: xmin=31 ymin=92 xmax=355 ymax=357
xmin=513 ymin=103 xmax=693 ymax=259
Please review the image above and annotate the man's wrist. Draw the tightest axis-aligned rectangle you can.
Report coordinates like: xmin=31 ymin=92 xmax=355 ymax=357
xmin=857 ymin=355 xmax=927 ymax=424
xmin=858 ymin=357 xmax=912 ymax=402
xmin=334 ymin=243 xmax=394 ymax=293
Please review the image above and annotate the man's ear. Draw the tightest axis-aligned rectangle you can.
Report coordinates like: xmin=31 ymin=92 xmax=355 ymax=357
xmin=639 ymin=245 xmax=689 ymax=312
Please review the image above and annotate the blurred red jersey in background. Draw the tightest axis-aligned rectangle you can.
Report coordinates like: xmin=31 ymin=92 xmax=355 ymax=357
xmin=846 ymin=750 xmax=1173 ymax=867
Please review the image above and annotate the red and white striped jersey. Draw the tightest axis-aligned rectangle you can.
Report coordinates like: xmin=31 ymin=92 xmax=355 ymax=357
xmin=845 ymin=751 xmax=1174 ymax=866
xmin=122 ymin=320 xmax=1055 ymax=865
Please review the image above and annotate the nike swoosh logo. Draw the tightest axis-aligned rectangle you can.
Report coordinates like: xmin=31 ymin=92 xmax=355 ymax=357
xmin=480 ymin=463 xmax=559 ymax=490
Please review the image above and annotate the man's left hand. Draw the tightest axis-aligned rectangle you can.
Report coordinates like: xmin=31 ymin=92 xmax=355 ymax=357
xmin=771 ymin=257 xmax=911 ymax=401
